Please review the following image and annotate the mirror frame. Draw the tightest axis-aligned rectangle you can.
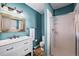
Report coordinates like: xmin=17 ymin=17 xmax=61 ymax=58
xmin=0 ymin=12 xmax=25 ymax=32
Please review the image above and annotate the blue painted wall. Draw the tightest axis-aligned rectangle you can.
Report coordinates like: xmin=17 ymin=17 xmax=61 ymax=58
xmin=0 ymin=3 xmax=42 ymax=47
xmin=33 ymin=11 xmax=42 ymax=48
xmin=42 ymin=14 xmax=44 ymax=36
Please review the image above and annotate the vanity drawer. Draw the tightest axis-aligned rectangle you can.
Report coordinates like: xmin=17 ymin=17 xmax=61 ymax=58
xmin=0 ymin=43 xmax=15 ymax=55
xmin=0 ymin=47 xmax=23 ymax=56
xmin=1 ymin=45 xmax=32 ymax=56
xmin=15 ymin=45 xmax=32 ymax=56
xmin=13 ymin=39 xmax=32 ymax=48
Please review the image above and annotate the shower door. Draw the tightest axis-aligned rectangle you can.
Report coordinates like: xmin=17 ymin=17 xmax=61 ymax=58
xmin=53 ymin=13 xmax=75 ymax=56
xmin=75 ymin=10 xmax=79 ymax=56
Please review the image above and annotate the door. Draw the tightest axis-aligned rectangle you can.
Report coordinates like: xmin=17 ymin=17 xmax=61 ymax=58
xmin=53 ymin=13 xmax=75 ymax=56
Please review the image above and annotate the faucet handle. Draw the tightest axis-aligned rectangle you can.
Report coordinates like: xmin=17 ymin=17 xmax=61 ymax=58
xmin=13 ymin=35 xmax=16 ymax=39
xmin=8 ymin=37 xmax=12 ymax=39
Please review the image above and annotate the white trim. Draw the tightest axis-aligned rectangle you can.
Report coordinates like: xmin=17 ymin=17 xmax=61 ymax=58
xmin=46 ymin=9 xmax=53 ymax=56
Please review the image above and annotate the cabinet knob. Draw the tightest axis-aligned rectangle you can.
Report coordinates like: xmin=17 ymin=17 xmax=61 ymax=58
xmin=6 ymin=47 xmax=14 ymax=51
xmin=24 ymin=48 xmax=28 ymax=51
xmin=24 ymin=42 xmax=28 ymax=44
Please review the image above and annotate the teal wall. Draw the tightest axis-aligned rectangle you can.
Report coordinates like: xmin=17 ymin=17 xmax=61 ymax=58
xmin=42 ymin=14 xmax=44 ymax=35
xmin=33 ymin=12 xmax=42 ymax=48
xmin=0 ymin=33 xmax=1 ymax=40
xmin=0 ymin=3 xmax=42 ymax=47
xmin=53 ymin=3 xmax=76 ymax=16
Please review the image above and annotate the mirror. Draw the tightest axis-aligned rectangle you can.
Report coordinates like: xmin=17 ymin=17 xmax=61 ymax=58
xmin=0 ymin=5 xmax=25 ymax=32
xmin=0 ymin=16 xmax=25 ymax=32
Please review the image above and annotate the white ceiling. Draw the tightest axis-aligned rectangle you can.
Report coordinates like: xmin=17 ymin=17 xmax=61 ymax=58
xmin=26 ymin=3 xmax=71 ymax=14
xmin=26 ymin=3 xmax=44 ymax=14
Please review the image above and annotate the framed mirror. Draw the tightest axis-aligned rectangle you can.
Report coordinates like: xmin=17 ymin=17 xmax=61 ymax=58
xmin=0 ymin=4 xmax=25 ymax=32
xmin=0 ymin=16 xmax=25 ymax=32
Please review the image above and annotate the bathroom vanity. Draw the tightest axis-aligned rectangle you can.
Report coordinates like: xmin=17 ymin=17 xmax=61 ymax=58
xmin=0 ymin=36 xmax=33 ymax=56
xmin=0 ymin=4 xmax=35 ymax=56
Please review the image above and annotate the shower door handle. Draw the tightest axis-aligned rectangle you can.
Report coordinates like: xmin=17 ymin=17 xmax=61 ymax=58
xmin=53 ymin=38 xmax=56 ymax=48
xmin=51 ymin=29 xmax=57 ymax=48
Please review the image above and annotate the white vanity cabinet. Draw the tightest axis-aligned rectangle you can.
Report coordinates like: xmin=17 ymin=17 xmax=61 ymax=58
xmin=0 ymin=37 xmax=33 ymax=56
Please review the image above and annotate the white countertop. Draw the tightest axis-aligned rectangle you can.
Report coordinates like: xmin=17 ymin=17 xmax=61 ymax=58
xmin=0 ymin=36 xmax=32 ymax=47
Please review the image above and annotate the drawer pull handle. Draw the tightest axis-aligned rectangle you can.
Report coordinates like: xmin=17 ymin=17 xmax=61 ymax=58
xmin=6 ymin=47 xmax=14 ymax=51
xmin=24 ymin=48 xmax=28 ymax=51
xmin=24 ymin=42 xmax=28 ymax=44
